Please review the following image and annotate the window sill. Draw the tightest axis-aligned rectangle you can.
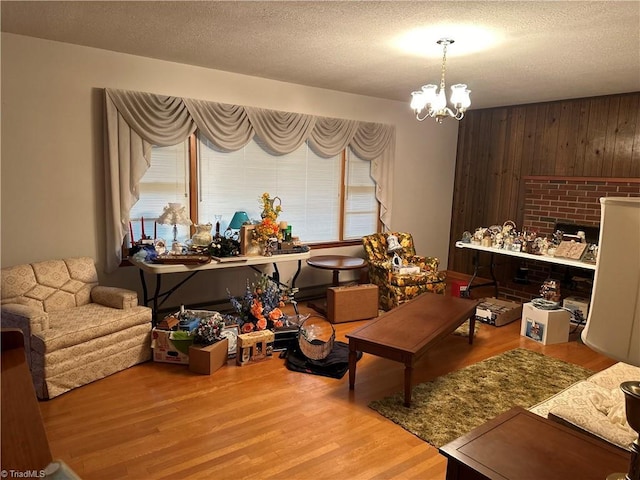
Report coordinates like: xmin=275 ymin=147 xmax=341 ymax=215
xmin=308 ymin=239 xmax=362 ymax=249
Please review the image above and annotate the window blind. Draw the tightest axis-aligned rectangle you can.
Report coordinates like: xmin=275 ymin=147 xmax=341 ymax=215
xmin=130 ymin=142 xmax=190 ymax=242
xmin=198 ymin=136 xmax=341 ymax=242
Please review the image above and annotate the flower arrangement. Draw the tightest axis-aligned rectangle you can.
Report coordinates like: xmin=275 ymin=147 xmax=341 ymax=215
xmin=253 ymin=217 xmax=281 ymax=245
xmin=193 ymin=311 xmax=227 ymax=345
xmin=253 ymin=192 xmax=283 ymax=246
xmin=228 ymin=275 xmax=290 ymax=333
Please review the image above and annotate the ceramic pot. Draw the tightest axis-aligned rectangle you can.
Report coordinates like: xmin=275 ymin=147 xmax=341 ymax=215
xmin=191 ymin=223 xmax=213 ymax=246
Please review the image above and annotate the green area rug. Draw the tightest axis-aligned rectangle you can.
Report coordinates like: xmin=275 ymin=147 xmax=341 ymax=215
xmin=369 ymin=348 xmax=593 ymax=448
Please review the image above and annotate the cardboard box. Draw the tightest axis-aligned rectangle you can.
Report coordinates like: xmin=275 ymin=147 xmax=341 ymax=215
xmin=237 ymin=330 xmax=275 ymax=366
xmin=188 ymin=338 xmax=229 ymax=375
xmin=562 ymin=296 xmax=590 ymax=323
xmin=520 ymin=302 xmax=571 ymax=345
xmin=151 ymin=328 xmax=191 ymax=364
xmin=475 ymin=298 xmax=522 ymax=326
xmin=326 ymin=284 xmax=379 ymax=323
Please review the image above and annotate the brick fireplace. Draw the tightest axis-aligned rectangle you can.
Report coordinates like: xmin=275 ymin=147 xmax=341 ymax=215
xmin=498 ymin=176 xmax=640 ymax=303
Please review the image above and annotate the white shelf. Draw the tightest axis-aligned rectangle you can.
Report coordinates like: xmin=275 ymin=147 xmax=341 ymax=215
xmin=455 ymin=241 xmax=596 ymax=271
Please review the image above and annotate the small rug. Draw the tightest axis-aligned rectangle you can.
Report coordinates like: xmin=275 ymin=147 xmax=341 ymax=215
xmin=369 ymin=348 xmax=593 ymax=448
xmin=451 ymin=318 xmax=479 ymax=337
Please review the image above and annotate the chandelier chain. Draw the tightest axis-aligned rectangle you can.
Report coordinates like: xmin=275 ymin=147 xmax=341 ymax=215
xmin=440 ymin=41 xmax=448 ymax=92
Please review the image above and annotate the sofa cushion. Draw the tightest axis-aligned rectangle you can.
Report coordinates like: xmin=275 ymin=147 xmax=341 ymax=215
xmin=548 ymin=384 xmax=636 ymax=451
xmin=389 ymin=271 xmax=433 ymax=287
xmin=32 ymin=258 xmax=96 ymax=311
xmin=1 ymin=263 xmax=38 ymax=301
xmin=588 ymin=362 xmax=640 ymax=391
xmin=31 ymin=303 xmax=151 ymax=354
xmin=529 ymin=362 xmax=640 ymax=451
xmin=1 ymin=258 xmax=98 ymax=312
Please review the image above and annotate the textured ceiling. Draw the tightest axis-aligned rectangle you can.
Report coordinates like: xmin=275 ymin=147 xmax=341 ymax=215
xmin=2 ymin=1 xmax=639 ymax=109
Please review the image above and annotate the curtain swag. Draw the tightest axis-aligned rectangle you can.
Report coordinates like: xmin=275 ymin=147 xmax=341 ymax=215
xmin=104 ymin=88 xmax=395 ymax=272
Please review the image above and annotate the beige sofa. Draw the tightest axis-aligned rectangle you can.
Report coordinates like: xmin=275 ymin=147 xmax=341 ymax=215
xmin=1 ymin=257 xmax=151 ymax=399
xmin=530 ymin=362 xmax=640 ymax=451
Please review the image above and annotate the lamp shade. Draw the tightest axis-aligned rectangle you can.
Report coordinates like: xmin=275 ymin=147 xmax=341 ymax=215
xmin=157 ymin=203 xmax=192 ymax=226
xmin=229 ymin=211 xmax=250 ymax=229
xmin=581 ymin=197 xmax=640 ymax=366
xmin=450 ymin=84 xmax=471 ymax=109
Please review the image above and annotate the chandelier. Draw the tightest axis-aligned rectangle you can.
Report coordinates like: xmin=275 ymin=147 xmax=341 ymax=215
xmin=410 ymin=38 xmax=471 ymax=123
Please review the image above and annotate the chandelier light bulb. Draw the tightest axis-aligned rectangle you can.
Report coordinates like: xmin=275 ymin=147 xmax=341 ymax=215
xmin=410 ymin=90 xmax=426 ymax=111
xmin=433 ymin=87 xmax=448 ymax=111
xmin=450 ymin=84 xmax=471 ymax=110
xmin=410 ymin=38 xmax=471 ymax=123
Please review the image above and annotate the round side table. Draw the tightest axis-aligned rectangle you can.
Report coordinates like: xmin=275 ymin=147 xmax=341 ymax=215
xmin=306 ymin=255 xmax=367 ymax=315
xmin=306 ymin=255 xmax=367 ymax=286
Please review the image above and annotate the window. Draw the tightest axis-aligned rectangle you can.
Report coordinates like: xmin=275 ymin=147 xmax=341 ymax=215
xmin=344 ymin=150 xmax=379 ymax=239
xmin=130 ymin=134 xmax=378 ymax=244
xmin=129 ymin=142 xmax=190 ymax=242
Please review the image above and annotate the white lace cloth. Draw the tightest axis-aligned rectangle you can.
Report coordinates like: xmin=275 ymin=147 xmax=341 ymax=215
xmin=529 ymin=362 xmax=640 ymax=451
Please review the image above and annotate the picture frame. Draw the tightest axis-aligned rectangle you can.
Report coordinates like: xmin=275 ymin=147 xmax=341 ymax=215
xmin=553 ymin=240 xmax=588 ymax=260
xmin=240 ymin=224 xmax=262 ymax=256
xmin=525 ymin=319 xmax=544 ymax=342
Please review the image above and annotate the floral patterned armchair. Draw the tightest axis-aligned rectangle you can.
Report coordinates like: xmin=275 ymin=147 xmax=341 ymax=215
xmin=362 ymin=232 xmax=446 ymax=311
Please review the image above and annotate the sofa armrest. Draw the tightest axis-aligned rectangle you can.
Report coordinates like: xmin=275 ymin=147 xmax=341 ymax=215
xmin=410 ymin=255 xmax=441 ymax=273
xmin=91 ymin=286 xmax=139 ymax=309
xmin=367 ymin=260 xmax=391 ymax=276
xmin=1 ymin=304 xmax=49 ymax=368
xmin=1 ymin=303 xmax=49 ymax=333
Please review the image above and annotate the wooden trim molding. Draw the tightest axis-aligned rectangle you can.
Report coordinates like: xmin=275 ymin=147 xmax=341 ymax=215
xmin=524 ymin=175 xmax=640 ymax=183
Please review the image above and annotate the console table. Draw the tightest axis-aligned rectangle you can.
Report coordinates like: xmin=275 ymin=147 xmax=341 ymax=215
xmin=455 ymin=241 xmax=596 ymax=297
xmin=129 ymin=252 xmax=310 ymax=321
xmin=439 ymin=407 xmax=629 ymax=480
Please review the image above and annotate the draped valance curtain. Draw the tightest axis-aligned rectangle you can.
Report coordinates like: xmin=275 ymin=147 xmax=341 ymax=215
xmin=104 ymin=88 xmax=395 ymax=272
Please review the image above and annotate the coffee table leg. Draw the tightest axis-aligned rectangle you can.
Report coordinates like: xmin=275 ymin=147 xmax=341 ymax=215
xmin=348 ymin=341 xmax=357 ymax=390
xmin=404 ymin=365 xmax=413 ymax=407
xmin=468 ymin=315 xmax=476 ymax=345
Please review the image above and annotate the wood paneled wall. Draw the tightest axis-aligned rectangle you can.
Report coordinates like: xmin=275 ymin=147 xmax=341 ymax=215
xmin=448 ymin=92 xmax=640 ymax=290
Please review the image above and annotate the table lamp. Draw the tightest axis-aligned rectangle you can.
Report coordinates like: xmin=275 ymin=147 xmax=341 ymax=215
xmin=581 ymin=197 xmax=640 ymax=480
xmin=157 ymin=203 xmax=192 ymax=242
xmin=225 ymin=211 xmax=250 ymax=240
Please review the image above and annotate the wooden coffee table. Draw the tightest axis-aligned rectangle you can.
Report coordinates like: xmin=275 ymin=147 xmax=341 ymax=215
xmin=346 ymin=293 xmax=479 ymax=407
xmin=439 ymin=407 xmax=630 ymax=480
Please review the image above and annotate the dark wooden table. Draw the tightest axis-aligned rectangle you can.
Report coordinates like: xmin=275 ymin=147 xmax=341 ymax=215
xmin=439 ymin=407 xmax=630 ymax=480
xmin=306 ymin=255 xmax=367 ymax=286
xmin=346 ymin=293 xmax=479 ymax=407
xmin=307 ymin=255 xmax=367 ymax=315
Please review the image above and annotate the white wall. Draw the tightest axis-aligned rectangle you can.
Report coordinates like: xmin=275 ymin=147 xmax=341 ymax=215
xmin=1 ymin=33 xmax=458 ymax=306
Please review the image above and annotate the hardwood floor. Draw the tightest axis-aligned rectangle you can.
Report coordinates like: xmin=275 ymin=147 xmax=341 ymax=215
xmin=38 ymin=295 xmax=615 ymax=480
